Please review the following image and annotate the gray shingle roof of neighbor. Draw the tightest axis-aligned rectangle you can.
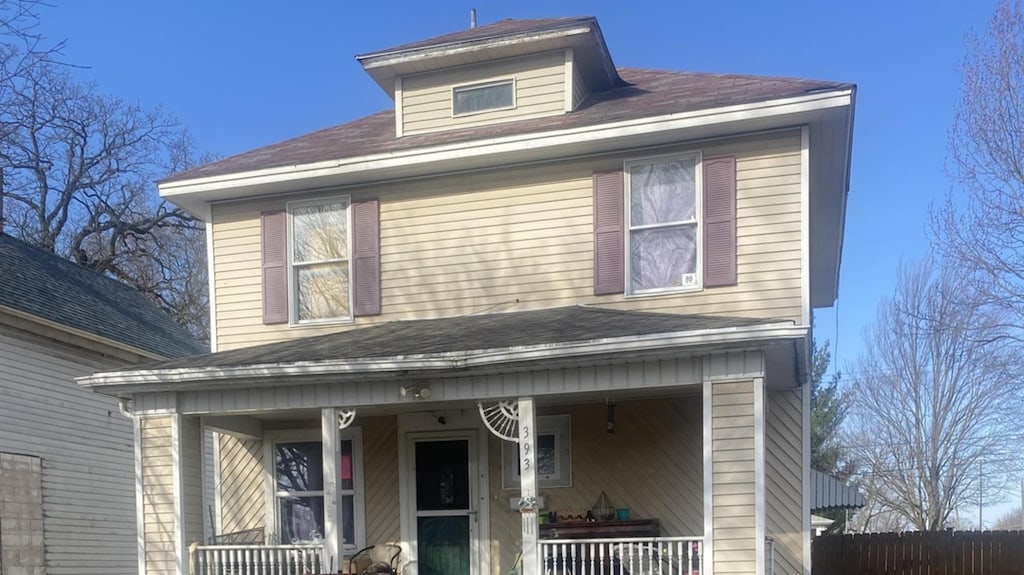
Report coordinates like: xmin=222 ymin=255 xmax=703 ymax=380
xmin=162 ymin=66 xmax=853 ymax=184
xmin=0 ymin=233 xmax=205 ymax=358
xmin=133 ymin=305 xmax=784 ymax=372
xmin=812 ymin=469 xmax=866 ymax=512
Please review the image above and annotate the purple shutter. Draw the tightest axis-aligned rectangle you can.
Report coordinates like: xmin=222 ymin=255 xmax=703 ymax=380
xmin=261 ymin=210 xmax=289 ymax=324
xmin=351 ymin=199 xmax=381 ymax=316
xmin=703 ymin=156 xmax=737 ymax=287
xmin=593 ymin=169 xmax=625 ymax=295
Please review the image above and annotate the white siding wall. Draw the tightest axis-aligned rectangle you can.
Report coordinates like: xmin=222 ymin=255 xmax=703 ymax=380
xmin=0 ymin=323 xmax=138 ymax=574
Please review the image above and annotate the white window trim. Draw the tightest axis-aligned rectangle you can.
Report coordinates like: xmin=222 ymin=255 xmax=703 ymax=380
xmin=501 ymin=414 xmax=571 ymax=489
xmin=451 ymin=77 xmax=517 ymax=118
xmin=286 ymin=195 xmax=354 ymax=326
xmin=263 ymin=428 xmax=365 ymax=552
xmin=624 ymin=151 xmax=704 ymax=297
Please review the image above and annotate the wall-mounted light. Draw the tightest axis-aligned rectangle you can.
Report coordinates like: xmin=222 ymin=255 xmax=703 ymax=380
xmin=400 ymin=383 xmax=431 ymax=400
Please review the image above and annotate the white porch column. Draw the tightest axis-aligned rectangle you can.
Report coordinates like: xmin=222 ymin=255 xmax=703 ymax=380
xmin=171 ymin=414 xmax=204 ymax=575
xmin=322 ymin=408 xmax=343 ymax=570
xmin=518 ymin=397 xmax=540 ymax=575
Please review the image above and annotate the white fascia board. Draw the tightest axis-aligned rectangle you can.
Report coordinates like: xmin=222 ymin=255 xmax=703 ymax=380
xmin=358 ymin=25 xmax=593 ymax=69
xmin=78 ymin=322 xmax=808 ymax=390
xmin=158 ymin=91 xmax=853 ymax=206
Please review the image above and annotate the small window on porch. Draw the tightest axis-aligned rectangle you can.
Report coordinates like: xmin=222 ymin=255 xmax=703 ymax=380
xmin=501 ymin=415 xmax=571 ymax=489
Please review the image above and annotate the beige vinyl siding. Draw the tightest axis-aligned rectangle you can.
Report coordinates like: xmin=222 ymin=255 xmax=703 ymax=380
xmin=711 ymin=380 xmax=756 ymax=575
xmin=765 ymin=388 xmax=804 ymax=575
xmin=211 ymin=130 xmax=802 ymax=351
xmin=401 ymin=51 xmax=565 ymax=135
xmin=218 ymin=435 xmax=266 ymax=534
xmin=141 ymin=416 xmax=175 ymax=575
xmin=487 ymin=397 xmax=704 ymax=575
xmin=0 ymin=323 xmax=138 ymax=575
xmin=362 ymin=416 xmax=400 ymax=545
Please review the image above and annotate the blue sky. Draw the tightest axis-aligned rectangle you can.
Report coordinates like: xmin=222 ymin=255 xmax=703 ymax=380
xmin=37 ymin=0 xmax=996 ymax=370
xmin=36 ymin=0 xmax=1010 ymax=517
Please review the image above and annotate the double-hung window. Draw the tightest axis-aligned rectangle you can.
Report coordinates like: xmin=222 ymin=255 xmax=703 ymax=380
xmin=272 ymin=434 xmax=362 ymax=550
xmin=625 ymin=153 xmax=701 ymax=294
xmin=288 ymin=197 xmax=352 ymax=322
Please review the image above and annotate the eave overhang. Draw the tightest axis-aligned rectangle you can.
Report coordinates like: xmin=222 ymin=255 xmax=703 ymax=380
xmin=78 ymin=322 xmax=809 ymax=396
xmin=356 ymin=17 xmax=620 ymax=98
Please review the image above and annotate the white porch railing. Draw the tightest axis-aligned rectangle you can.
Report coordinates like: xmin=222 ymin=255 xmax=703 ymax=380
xmin=539 ymin=537 xmax=703 ymax=575
xmin=189 ymin=544 xmax=328 ymax=575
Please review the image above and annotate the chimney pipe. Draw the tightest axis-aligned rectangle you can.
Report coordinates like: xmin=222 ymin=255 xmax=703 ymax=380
xmin=470 ymin=8 xmax=477 ymax=28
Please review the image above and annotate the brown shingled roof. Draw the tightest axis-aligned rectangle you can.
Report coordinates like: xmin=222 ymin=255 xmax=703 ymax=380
xmin=163 ymin=68 xmax=852 ymax=183
xmin=357 ymin=17 xmax=595 ymax=58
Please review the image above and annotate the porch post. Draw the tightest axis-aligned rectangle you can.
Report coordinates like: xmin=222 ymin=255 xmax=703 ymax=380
xmin=322 ymin=408 xmax=343 ymax=571
xmin=171 ymin=414 xmax=205 ymax=575
xmin=518 ymin=397 xmax=540 ymax=575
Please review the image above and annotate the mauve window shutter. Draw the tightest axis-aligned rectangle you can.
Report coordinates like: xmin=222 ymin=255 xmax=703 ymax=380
xmin=261 ymin=210 xmax=289 ymax=324
xmin=351 ymin=199 xmax=381 ymax=316
xmin=593 ymin=169 xmax=625 ymax=295
xmin=703 ymin=156 xmax=737 ymax=287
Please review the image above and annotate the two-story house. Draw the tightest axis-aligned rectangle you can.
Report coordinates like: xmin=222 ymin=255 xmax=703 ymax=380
xmin=80 ymin=16 xmax=855 ymax=575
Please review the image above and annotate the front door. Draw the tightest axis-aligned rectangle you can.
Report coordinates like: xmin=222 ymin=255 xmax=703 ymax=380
xmin=410 ymin=434 xmax=480 ymax=575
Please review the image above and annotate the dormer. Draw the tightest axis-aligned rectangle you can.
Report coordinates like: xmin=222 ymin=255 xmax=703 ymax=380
xmin=356 ymin=17 xmax=623 ymax=137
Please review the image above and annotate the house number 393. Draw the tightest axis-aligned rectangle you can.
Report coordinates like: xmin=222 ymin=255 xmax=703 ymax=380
xmin=521 ymin=425 xmax=530 ymax=470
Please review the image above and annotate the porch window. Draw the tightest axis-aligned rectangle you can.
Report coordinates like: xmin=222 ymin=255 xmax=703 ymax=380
xmin=625 ymin=153 xmax=701 ymax=294
xmin=288 ymin=196 xmax=352 ymax=323
xmin=273 ymin=436 xmax=361 ymax=549
xmin=502 ymin=415 xmax=571 ymax=489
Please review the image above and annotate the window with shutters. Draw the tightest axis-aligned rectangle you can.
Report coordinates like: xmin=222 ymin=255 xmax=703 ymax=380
xmin=288 ymin=196 xmax=352 ymax=323
xmin=625 ymin=152 xmax=702 ymax=294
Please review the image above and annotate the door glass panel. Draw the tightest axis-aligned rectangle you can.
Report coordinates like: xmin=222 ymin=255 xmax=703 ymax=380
xmin=417 ymin=516 xmax=470 ymax=575
xmin=415 ymin=440 xmax=469 ymax=510
xmin=341 ymin=439 xmax=353 ymax=490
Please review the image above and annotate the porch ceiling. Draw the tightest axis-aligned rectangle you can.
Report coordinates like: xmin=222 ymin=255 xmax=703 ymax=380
xmin=79 ymin=306 xmax=807 ymax=393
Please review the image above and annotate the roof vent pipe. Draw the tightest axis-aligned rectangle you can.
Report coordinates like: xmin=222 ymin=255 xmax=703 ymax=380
xmin=470 ymin=8 xmax=477 ymax=28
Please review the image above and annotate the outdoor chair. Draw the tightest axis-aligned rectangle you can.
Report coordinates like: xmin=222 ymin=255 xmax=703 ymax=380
xmin=347 ymin=543 xmax=402 ymax=575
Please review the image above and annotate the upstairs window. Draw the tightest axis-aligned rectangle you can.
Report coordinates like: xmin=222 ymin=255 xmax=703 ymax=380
xmin=452 ymin=79 xmax=515 ymax=116
xmin=288 ymin=197 xmax=352 ymax=323
xmin=625 ymin=153 xmax=702 ymax=294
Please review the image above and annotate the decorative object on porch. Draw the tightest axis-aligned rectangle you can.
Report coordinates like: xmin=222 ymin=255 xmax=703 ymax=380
xmin=478 ymin=399 xmax=519 ymax=442
xmin=337 ymin=408 xmax=357 ymax=429
xmin=591 ymin=491 xmax=616 ymax=521
xmin=208 ymin=526 xmax=265 ymax=544
xmin=347 ymin=543 xmax=401 ymax=575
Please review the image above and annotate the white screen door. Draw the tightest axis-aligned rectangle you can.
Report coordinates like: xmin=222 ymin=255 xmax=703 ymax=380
xmin=411 ymin=435 xmax=479 ymax=575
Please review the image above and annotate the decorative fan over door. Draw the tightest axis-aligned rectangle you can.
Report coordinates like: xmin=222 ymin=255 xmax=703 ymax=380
xmin=477 ymin=400 xmax=519 ymax=442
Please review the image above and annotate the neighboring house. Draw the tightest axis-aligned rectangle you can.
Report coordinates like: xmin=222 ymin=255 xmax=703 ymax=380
xmin=79 ymin=16 xmax=855 ymax=575
xmin=0 ymin=233 xmax=204 ymax=575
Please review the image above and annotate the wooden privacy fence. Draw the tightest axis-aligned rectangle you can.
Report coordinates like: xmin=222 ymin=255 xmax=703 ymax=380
xmin=812 ymin=531 xmax=1024 ymax=575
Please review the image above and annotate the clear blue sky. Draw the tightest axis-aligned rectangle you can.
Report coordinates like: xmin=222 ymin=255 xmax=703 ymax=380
xmin=37 ymin=0 xmax=1008 ymax=514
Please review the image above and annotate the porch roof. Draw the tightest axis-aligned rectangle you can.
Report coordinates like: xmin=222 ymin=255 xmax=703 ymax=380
xmin=79 ymin=306 xmax=804 ymax=391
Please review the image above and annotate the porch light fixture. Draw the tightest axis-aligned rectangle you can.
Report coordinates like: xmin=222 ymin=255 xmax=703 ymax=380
xmin=400 ymin=383 xmax=431 ymax=400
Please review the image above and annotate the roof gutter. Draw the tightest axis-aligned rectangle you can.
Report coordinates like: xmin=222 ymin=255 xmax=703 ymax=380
xmin=78 ymin=322 xmax=808 ymax=391
xmin=159 ymin=89 xmax=853 ymax=199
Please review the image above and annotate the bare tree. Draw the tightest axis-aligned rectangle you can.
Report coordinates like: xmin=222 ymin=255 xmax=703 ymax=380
xmin=846 ymin=260 xmax=1024 ymax=531
xmin=933 ymin=0 xmax=1024 ymax=338
xmin=992 ymin=506 xmax=1024 ymax=530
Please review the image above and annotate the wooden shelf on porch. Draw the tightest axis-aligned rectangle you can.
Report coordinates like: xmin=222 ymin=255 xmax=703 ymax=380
xmin=539 ymin=518 xmax=660 ymax=539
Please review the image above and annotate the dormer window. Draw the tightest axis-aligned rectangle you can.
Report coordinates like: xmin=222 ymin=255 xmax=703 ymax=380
xmin=452 ymin=79 xmax=515 ymax=116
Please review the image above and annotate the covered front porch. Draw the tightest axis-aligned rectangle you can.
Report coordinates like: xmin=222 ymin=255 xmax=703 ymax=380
xmin=80 ymin=307 xmax=809 ymax=575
